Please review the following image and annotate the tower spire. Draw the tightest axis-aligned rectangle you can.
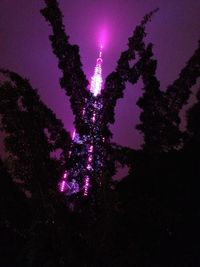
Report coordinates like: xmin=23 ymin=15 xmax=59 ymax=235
xmin=90 ymin=45 xmax=103 ymax=96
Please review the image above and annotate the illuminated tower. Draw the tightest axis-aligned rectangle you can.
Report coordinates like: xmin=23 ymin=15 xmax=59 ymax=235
xmin=58 ymin=46 xmax=105 ymax=198
xmin=90 ymin=45 xmax=103 ymax=96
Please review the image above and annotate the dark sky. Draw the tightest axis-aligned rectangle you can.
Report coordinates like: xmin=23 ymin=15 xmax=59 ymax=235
xmin=0 ymin=0 xmax=200 ymax=154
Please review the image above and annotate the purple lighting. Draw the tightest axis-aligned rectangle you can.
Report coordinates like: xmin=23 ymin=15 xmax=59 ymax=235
xmin=58 ymin=171 xmax=68 ymax=192
xmin=88 ymin=155 xmax=93 ymax=162
xmin=83 ymin=175 xmax=90 ymax=196
xmin=89 ymin=145 xmax=93 ymax=153
xmin=98 ymin=25 xmax=108 ymax=49
xmin=59 ymin=180 xmax=66 ymax=192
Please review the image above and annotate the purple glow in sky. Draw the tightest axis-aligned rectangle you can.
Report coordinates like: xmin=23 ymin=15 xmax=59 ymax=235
xmin=0 ymin=0 xmax=200 ymax=157
xmin=98 ymin=26 xmax=108 ymax=48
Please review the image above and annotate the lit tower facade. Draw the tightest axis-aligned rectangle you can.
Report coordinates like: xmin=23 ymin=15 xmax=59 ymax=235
xmin=58 ymin=46 xmax=105 ymax=198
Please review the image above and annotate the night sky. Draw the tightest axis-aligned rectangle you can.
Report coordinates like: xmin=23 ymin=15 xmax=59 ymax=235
xmin=0 ymin=0 xmax=200 ymax=154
